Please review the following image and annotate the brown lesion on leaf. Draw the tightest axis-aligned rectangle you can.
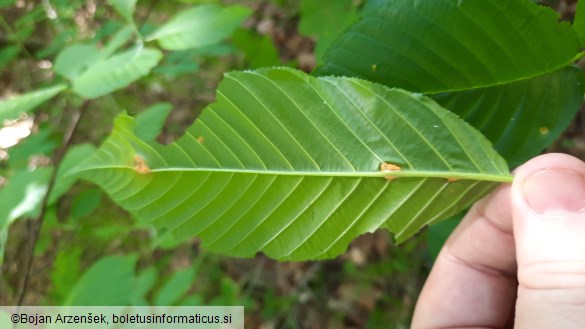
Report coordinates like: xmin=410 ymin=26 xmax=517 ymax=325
xmin=133 ymin=154 xmax=151 ymax=174
xmin=380 ymin=162 xmax=401 ymax=181
xmin=197 ymin=136 xmax=204 ymax=143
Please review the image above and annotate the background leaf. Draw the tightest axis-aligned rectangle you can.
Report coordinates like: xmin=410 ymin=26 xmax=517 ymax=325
xmin=130 ymin=267 xmax=158 ymax=306
xmin=0 ymin=169 xmax=50 ymax=229
xmin=315 ymin=0 xmax=580 ymax=93
xmin=425 ymin=214 xmax=461 ymax=260
xmin=99 ymin=25 xmax=135 ymax=59
xmin=50 ymin=247 xmax=82 ymax=302
xmin=5 ymin=128 xmax=58 ymax=168
xmin=0 ymin=45 xmax=20 ymax=70
xmin=0 ymin=85 xmax=67 ymax=122
xmin=107 ymin=0 xmax=137 ymax=23
xmin=69 ymin=189 xmax=102 ymax=222
xmin=146 ymin=4 xmax=252 ymax=50
xmin=49 ymin=144 xmax=97 ymax=204
xmin=232 ymin=29 xmax=281 ymax=69
xmin=54 ymin=44 xmax=101 ymax=81
xmin=65 ymin=255 xmax=138 ymax=305
xmin=0 ymin=144 xmax=95 ymax=263
xmin=0 ymin=0 xmax=15 ymax=9
xmin=574 ymin=0 xmax=585 ymax=46
xmin=314 ymin=0 xmax=584 ymax=168
xmin=135 ymin=102 xmax=173 ymax=141
xmin=298 ymin=0 xmax=358 ymax=64
xmin=432 ymin=67 xmax=584 ymax=167
xmin=72 ymin=46 xmax=162 ymax=99
xmin=0 ymin=168 xmax=50 ymax=263
xmin=72 ymin=68 xmax=510 ymax=261
xmin=154 ymin=265 xmax=197 ymax=305
xmin=152 ymin=50 xmax=201 ymax=78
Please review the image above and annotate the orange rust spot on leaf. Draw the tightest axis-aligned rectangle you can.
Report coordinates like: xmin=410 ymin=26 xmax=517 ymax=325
xmin=197 ymin=136 xmax=204 ymax=143
xmin=134 ymin=155 xmax=151 ymax=174
xmin=381 ymin=162 xmax=401 ymax=171
xmin=380 ymin=162 xmax=401 ymax=181
xmin=447 ymin=177 xmax=459 ymax=182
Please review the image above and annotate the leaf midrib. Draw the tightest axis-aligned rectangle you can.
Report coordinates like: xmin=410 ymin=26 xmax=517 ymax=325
xmin=77 ymin=165 xmax=513 ymax=183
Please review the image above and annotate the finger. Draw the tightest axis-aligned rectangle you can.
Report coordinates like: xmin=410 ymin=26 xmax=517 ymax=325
xmin=512 ymin=153 xmax=585 ymax=329
xmin=412 ymin=183 xmax=517 ymax=328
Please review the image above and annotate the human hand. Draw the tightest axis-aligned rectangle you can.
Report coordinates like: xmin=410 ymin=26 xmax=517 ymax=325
xmin=412 ymin=153 xmax=585 ymax=328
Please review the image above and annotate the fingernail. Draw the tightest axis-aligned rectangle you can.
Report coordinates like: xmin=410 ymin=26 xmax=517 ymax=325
xmin=521 ymin=169 xmax=585 ymax=215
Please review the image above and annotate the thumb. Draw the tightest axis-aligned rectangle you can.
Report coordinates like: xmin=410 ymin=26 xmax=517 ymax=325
xmin=512 ymin=153 xmax=585 ymax=329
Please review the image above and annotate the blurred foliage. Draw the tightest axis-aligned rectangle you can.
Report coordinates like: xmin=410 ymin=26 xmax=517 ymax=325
xmin=2 ymin=1 xmax=581 ymax=328
xmin=0 ymin=0 xmax=429 ymax=327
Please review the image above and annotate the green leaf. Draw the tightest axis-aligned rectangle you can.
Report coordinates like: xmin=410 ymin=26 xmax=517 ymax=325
xmin=0 ymin=168 xmax=50 ymax=264
xmin=0 ymin=145 xmax=95 ymax=263
xmin=130 ymin=267 xmax=158 ymax=306
xmin=99 ymin=25 xmax=135 ymax=59
xmin=0 ymin=45 xmax=20 ymax=70
xmin=34 ymin=208 xmax=60 ymax=255
xmin=135 ymin=102 xmax=173 ymax=141
xmin=192 ymin=43 xmax=235 ymax=56
xmin=95 ymin=20 xmax=125 ymax=43
xmin=0 ymin=0 xmax=16 ymax=9
xmin=426 ymin=213 xmax=462 ymax=261
xmin=146 ymin=4 xmax=252 ymax=50
xmin=361 ymin=0 xmax=390 ymax=14
xmin=154 ymin=265 xmax=196 ymax=305
xmin=232 ymin=29 xmax=281 ymax=69
xmin=0 ymin=168 xmax=51 ymax=229
xmin=54 ymin=44 xmax=101 ymax=81
xmin=14 ymin=25 xmax=34 ymax=41
xmin=65 ymin=255 xmax=138 ymax=305
xmin=316 ymin=0 xmax=580 ymax=93
xmin=6 ymin=128 xmax=58 ymax=168
xmin=178 ymin=0 xmax=220 ymax=3
xmin=298 ymin=0 xmax=358 ymax=63
xmin=37 ymin=29 xmax=77 ymax=59
xmin=432 ymin=67 xmax=584 ymax=167
xmin=180 ymin=294 xmax=204 ymax=306
xmin=108 ymin=0 xmax=137 ymax=23
xmin=7 ymin=145 xmax=97 ymax=213
xmin=71 ymin=68 xmax=510 ymax=261
xmin=314 ymin=0 xmax=583 ymax=168
xmin=152 ymin=50 xmax=201 ymax=78
xmin=0 ymin=85 xmax=67 ymax=122
xmin=50 ymin=247 xmax=82 ymax=302
xmin=49 ymin=144 xmax=97 ymax=205
xmin=70 ymin=189 xmax=102 ymax=221
xmin=73 ymin=46 xmax=162 ymax=99
xmin=574 ymin=0 xmax=585 ymax=46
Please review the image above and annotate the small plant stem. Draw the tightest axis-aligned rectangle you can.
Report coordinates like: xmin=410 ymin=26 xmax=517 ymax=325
xmin=16 ymin=101 xmax=90 ymax=306
xmin=0 ymin=16 xmax=35 ymax=60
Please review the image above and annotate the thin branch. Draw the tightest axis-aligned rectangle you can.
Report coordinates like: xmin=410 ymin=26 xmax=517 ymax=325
xmin=243 ymin=256 xmax=266 ymax=299
xmin=16 ymin=100 xmax=90 ymax=306
xmin=0 ymin=16 xmax=36 ymax=61
xmin=33 ymin=223 xmax=81 ymax=278
xmin=137 ymin=0 xmax=160 ymax=31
